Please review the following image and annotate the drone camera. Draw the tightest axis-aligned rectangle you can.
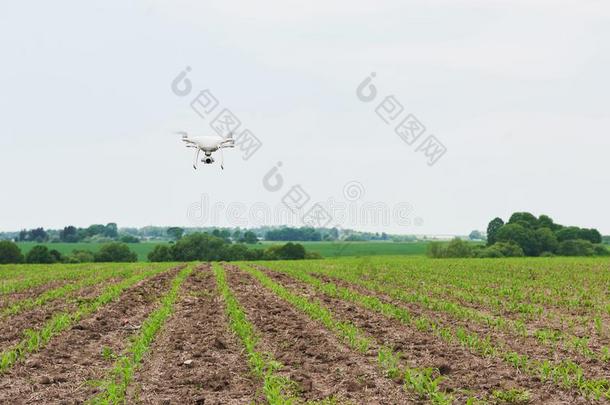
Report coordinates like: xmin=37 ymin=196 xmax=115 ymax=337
xmin=203 ymin=157 xmax=214 ymax=164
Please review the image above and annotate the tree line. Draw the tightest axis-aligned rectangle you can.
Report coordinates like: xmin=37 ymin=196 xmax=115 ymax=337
xmin=0 ymin=241 xmax=138 ymax=264
xmin=429 ymin=212 xmax=608 ymax=258
xmin=0 ymin=233 xmax=319 ymax=264
xmin=148 ymin=233 xmax=317 ymax=262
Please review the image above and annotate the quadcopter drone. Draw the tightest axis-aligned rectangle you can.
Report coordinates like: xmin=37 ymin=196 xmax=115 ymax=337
xmin=176 ymin=131 xmax=235 ymax=170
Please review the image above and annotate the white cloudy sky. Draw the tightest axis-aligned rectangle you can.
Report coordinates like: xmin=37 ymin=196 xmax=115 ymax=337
xmin=1 ymin=0 xmax=609 ymax=234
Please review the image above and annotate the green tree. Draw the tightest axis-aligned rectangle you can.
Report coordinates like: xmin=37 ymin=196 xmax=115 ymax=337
xmin=166 ymin=227 xmax=184 ymax=241
xmin=534 ymin=227 xmax=559 ymax=254
xmin=59 ymin=226 xmax=79 ymax=242
xmin=508 ymin=212 xmax=538 ymax=228
xmin=578 ymin=228 xmax=602 ymax=244
xmin=119 ymin=234 xmax=140 ymax=243
xmin=486 ymin=217 xmax=505 ymax=246
xmin=469 ymin=230 xmax=484 ymax=240
xmin=556 ymin=226 xmax=582 ymax=242
xmin=0 ymin=241 xmax=24 ymax=264
xmin=170 ymin=233 xmax=226 ymax=261
xmin=104 ymin=223 xmax=119 ymax=238
xmin=276 ymin=242 xmax=306 ymax=260
xmin=49 ymin=249 xmax=63 ymax=262
xmin=495 ymin=223 xmax=539 ymax=256
xmin=241 ymin=231 xmax=259 ymax=244
xmin=26 ymin=245 xmax=56 ymax=264
xmin=70 ymin=250 xmax=95 ymax=263
xmin=477 ymin=242 xmax=524 ymax=258
xmin=94 ymin=243 xmax=137 ymax=262
xmin=87 ymin=224 xmax=107 ymax=237
xmin=557 ymin=239 xmax=595 ymax=256
xmin=444 ymin=238 xmax=473 ymax=258
xmin=148 ymin=245 xmax=173 ymax=262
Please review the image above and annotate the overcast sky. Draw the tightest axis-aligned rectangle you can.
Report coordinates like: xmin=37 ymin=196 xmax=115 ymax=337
xmin=1 ymin=0 xmax=609 ymax=235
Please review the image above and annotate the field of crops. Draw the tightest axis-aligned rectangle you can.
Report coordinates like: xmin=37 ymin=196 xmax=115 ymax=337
xmin=1 ymin=257 xmax=609 ymax=404
xmin=17 ymin=240 xmax=431 ymax=261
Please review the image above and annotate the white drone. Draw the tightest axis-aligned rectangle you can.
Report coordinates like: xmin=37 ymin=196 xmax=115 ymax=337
xmin=176 ymin=131 xmax=235 ymax=170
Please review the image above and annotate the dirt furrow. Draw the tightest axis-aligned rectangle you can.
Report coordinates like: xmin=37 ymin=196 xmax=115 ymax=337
xmin=0 ymin=265 xmax=182 ymax=404
xmin=316 ymin=272 xmax=610 ymax=383
xmin=126 ymin=264 xmax=260 ymax=405
xmin=225 ymin=264 xmax=417 ymax=404
xmin=0 ymin=279 xmax=123 ymax=351
xmin=259 ymin=266 xmax=583 ymax=404
xmin=0 ymin=280 xmax=70 ymax=308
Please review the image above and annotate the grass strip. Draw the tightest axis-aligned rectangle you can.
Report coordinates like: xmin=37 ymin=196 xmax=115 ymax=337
xmin=90 ymin=265 xmax=193 ymax=404
xmin=213 ymin=263 xmax=296 ymax=404
xmin=0 ymin=264 xmax=174 ymax=373
xmin=238 ymin=263 xmax=452 ymax=404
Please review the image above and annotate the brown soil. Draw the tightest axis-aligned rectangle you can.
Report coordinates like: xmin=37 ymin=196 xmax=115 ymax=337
xmin=225 ymin=264 xmax=418 ymax=404
xmin=0 ymin=280 xmax=70 ymax=309
xmin=315 ymin=272 xmax=610 ymax=385
xmin=0 ymin=265 xmax=182 ymax=404
xmin=257 ymin=266 xmax=585 ymax=404
xmin=0 ymin=279 xmax=123 ymax=351
xmin=126 ymin=264 xmax=261 ymax=405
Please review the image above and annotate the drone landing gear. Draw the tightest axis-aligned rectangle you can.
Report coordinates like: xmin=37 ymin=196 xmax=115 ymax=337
xmin=192 ymin=148 xmax=200 ymax=170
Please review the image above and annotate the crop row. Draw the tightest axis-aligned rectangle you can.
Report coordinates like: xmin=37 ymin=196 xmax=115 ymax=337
xmin=0 ymin=264 xmax=173 ymax=372
xmin=261 ymin=262 xmax=610 ymax=401
xmin=213 ymin=263 xmax=297 ymax=403
xmin=1 ymin=265 xmax=139 ymax=318
xmin=237 ymin=263 xmax=454 ymax=404
xmin=91 ymin=265 xmax=194 ymax=404
xmin=292 ymin=260 xmax=610 ymax=363
xmin=0 ymin=263 xmax=128 ymax=295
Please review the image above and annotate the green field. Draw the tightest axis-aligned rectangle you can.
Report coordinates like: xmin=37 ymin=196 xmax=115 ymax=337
xmin=16 ymin=242 xmax=167 ymax=262
xmin=2 ymin=256 xmax=610 ymax=403
xmin=16 ymin=240 xmax=431 ymax=261
xmin=255 ymin=241 xmax=430 ymax=257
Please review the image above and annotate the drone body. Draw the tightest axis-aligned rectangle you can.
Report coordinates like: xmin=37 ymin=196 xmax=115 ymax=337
xmin=177 ymin=132 xmax=235 ymax=170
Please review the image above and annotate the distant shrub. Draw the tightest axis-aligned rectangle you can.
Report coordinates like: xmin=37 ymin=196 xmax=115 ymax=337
xmin=305 ymin=251 xmax=323 ymax=260
xmin=428 ymin=238 xmax=473 ymax=258
xmin=0 ymin=241 xmax=24 ymax=264
xmin=95 ymin=243 xmax=137 ymax=262
xmin=70 ymin=250 xmax=95 ymax=263
xmin=119 ymin=235 xmax=140 ymax=243
xmin=148 ymin=245 xmax=172 ymax=262
xmin=276 ymin=242 xmax=306 ymax=260
xmin=26 ymin=245 xmax=57 ymax=264
xmin=593 ymin=244 xmax=610 ymax=256
xmin=49 ymin=249 xmax=63 ymax=262
xmin=147 ymin=233 xmax=310 ymax=262
xmin=557 ymin=239 xmax=594 ymax=257
xmin=489 ymin=242 xmax=524 ymax=257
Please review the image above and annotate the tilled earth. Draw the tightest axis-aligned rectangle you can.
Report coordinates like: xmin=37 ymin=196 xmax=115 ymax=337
xmin=224 ymin=264 xmax=417 ymax=404
xmin=0 ymin=266 xmax=182 ymax=404
xmin=127 ymin=264 xmax=261 ymax=405
xmin=1 ymin=261 xmax=600 ymax=404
